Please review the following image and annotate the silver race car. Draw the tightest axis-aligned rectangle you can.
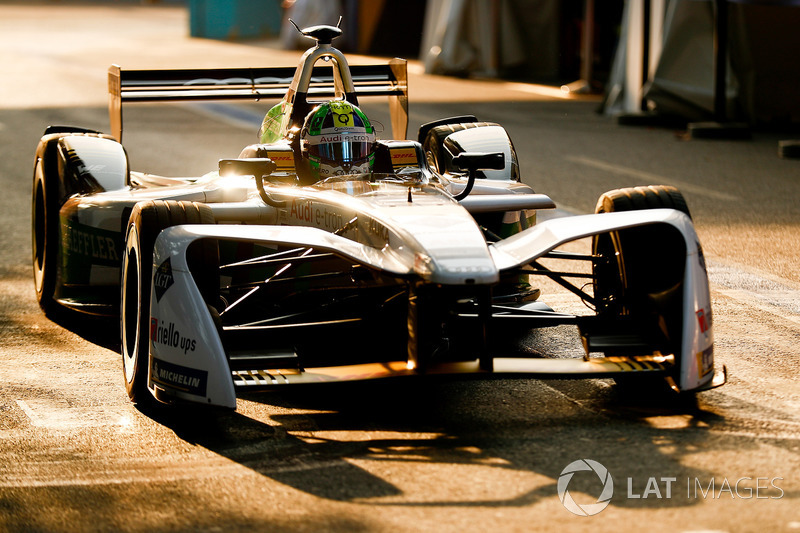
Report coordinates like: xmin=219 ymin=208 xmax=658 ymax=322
xmin=31 ymin=22 xmax=724 ymax=409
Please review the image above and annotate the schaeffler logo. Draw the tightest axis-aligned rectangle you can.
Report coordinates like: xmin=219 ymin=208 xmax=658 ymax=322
xmin=558 ymin=459 xmax=614 ymax=516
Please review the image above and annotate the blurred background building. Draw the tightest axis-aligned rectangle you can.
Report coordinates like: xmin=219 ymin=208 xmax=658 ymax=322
xmin=180 ymin=0 xmax=798 ymax=128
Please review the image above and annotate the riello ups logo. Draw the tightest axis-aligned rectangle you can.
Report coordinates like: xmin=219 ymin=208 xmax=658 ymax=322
xmin=150 ymin=318 xmax=196 ymax=354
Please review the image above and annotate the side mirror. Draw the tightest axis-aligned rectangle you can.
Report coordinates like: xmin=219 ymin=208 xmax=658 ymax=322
xmin=451 ymin=152 xmax=505 ymax=201
xmin=219 ymin=158 xmax=277 ymax=178
xmin=219 ymin=158 xmax=285 ymax=207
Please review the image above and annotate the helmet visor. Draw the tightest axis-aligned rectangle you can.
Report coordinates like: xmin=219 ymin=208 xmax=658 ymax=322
xmin=308 ymin=132 xmax=375 ymax=164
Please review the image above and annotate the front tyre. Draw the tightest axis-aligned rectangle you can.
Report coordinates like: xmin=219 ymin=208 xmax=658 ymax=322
xmin=121 ymin=212 xmax=149 ymax=403
xmin=591 ymin=185 xmax=692 ymax=396
xmin=592 ymin=184 xmax=691 ymax=319
xmin=120 ymin=200 xmax=216 ymax=404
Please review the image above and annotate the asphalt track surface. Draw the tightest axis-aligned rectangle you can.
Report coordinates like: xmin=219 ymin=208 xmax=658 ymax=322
xmin=1 ymin=3 xmax=799 ymax=532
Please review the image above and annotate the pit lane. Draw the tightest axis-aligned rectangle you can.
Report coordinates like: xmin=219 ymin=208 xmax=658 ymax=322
xmin=1 ymin=4 xmax=799 ymax=532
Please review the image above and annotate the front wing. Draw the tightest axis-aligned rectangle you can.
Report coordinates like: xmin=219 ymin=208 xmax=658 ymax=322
xmin=147 ymin=210 xmax=722 ymax=409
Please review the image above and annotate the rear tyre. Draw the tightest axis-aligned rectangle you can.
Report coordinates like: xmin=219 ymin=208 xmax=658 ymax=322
xmin=591 ymin=185 xmax=691 ymax=396
xmin=32 ymin=131 xmax=123 ymax=316
xmin=31 ymin=144 xmax=62 ymax=315
xmin=422 ymin=121 xmax=501 ymax=175
xmin=120 ymin=200 xmax=217 ymax=404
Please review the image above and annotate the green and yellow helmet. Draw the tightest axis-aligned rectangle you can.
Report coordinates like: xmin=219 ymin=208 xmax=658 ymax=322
xmin=300 ymin=101 xmax=376 ymax=179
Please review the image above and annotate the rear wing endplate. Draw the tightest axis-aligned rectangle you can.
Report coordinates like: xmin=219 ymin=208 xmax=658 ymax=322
xmin=108 ymin=60 xmax=408 ymax=142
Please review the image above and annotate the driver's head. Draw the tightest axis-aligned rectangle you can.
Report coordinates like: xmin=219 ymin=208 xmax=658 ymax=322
xmin=300 ymin=101 xmax=376 ymax=180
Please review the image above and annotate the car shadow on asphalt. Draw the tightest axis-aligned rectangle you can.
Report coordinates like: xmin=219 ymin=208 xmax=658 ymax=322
xmin=44 ymin=307 xmax=121 ymax=353
xmin=38 ymin=304 xmax=780 ymax=509
xmin=132 ymin=375 xmax=767 ymax=509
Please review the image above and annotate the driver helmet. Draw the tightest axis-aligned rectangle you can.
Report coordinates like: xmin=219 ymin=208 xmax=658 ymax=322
xmin=300 ymin=101 xmax=376 ymax=179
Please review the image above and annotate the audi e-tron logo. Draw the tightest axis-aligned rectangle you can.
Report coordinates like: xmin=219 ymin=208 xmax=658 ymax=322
xmin=558 ymin=459 xmax=614 ymax=516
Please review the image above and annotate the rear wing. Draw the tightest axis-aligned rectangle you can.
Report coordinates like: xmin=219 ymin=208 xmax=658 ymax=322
xmin=108 ymin=59 xmax=408 ymax=142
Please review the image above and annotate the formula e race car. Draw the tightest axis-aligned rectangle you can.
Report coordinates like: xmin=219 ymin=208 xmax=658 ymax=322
xmin=31 ymin=22 xmax=724 ymax=409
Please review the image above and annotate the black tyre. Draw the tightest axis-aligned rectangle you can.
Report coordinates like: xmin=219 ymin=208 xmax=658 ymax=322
xmin=592 ymin=185 xmax=692 ymax=394
xmin=31 ymin=139 xmax=63 ymax=315
xmin=32 ymin=131 xmax=124 ymax=315
xmin=121 ymin=200 xmax=217 ymax=404
xmin=592 ymin=185 xmax=691 ymax=316
xmin=594 ymin=184 xmax=691 ymax=219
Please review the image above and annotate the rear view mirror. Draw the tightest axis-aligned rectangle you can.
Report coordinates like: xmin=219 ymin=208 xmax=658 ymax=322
xmin=451 ymin=152 xmax=505 ymax=200
xmin=219 ymin=158 xmax=277 ymax=178
xmin=452 ymin=152 xmax=505 ymax=172
xmin=219 ymin=158 xmax=284 ymax=207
